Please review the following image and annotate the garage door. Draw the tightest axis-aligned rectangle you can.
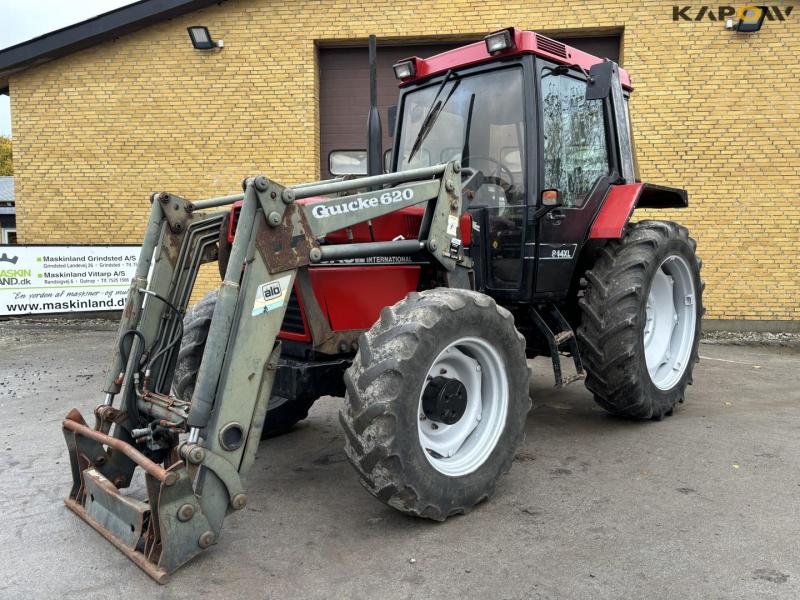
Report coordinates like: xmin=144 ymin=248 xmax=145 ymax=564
xmin=318 ymin=36 xmax=620 ymax=179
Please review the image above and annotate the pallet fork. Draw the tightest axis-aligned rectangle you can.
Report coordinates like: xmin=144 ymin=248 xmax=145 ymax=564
xmin=62 ymin=161 xmax=469 ymax=582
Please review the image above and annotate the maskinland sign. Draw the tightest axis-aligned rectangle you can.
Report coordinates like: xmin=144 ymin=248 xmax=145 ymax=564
xmin=0 ymin=246 xmax=139 ymax=316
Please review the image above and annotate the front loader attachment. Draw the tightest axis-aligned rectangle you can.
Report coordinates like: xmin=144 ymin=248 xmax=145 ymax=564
xmin=63 ymin=409 xmax=213 ymax=583
xmin=61 ymin=162 xmax=467 ymax=582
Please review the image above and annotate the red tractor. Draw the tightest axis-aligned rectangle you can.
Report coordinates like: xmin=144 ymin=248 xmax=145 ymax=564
xmin=176 ymin=29 xmax=703 ymax=519
xmin=62 ymin=28 xmax=703 ymax=581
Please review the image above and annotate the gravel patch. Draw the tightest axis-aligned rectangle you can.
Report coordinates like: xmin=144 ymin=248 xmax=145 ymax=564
xmin=702 ymin=330 xmax=800 ymax=348
xmin=3 ymin=315 xmax=799 ymax=348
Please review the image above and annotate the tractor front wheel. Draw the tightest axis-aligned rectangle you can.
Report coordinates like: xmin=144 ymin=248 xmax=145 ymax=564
xmin=578 ymin=220 xmax=704 ymax=420
xmin=340 ymin=288 xmax=531 ymax=521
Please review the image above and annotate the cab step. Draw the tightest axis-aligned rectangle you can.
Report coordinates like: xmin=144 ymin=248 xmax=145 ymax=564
xmin=553 ymin=330 xmax=574 ymax=345
xmin=529 ymin=303 xmax=586 ymax=388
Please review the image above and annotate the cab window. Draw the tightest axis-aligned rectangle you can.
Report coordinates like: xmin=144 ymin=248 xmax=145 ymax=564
xmin=397 ymin=67 xmax=526 ymax=207
xmin=540 ymin=70 xmax=609 ymax=207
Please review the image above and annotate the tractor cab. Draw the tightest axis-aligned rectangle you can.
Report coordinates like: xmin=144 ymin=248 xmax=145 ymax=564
xmin=388 ymin=29 xmax=637 ymax=303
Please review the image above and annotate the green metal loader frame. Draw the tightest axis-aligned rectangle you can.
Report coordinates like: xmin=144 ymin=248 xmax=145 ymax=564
xmin=62 ymin=161 xmax=470 ymax=583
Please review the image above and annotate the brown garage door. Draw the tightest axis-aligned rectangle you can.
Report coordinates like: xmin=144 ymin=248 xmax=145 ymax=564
xmin=319 ymin=36 xmax=620 ymax=179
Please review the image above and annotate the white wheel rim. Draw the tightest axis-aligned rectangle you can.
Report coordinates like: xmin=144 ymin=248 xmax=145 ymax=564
xmin=417 ymin=336 xmax=508 ymax=477
xmin=643 ymin=254 xmax=696 ymax=390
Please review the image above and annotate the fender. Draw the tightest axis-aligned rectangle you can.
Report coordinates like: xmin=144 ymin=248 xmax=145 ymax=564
xmin=589 ymin=183 xmax=688 ymax=239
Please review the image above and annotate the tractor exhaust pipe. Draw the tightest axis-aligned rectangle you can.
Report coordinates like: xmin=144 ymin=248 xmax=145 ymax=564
xmin=367 ymin=34 xmax=383 ymax=179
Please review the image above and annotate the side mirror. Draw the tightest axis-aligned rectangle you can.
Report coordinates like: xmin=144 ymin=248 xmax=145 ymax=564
xmin=541 ymin=189 xmax=563 ymax=207
xmin=585 ymin=61 xmax=614 ymax=101
xmin=387 ymin=105 xmax=398 ymax=137
xmin=383 ymin=149 xmax=392 ymax=173
xmin=329 ymin=150 xmax=367 ymax=176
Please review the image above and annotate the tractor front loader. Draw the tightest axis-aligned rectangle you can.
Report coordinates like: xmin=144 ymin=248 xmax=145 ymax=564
xmin=63 ymin=28 xmax=704 ymax=582
xmin=63 ymin=161 xmax=471 ymax=582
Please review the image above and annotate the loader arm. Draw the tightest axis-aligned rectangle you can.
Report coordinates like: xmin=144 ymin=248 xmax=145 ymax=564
xmin=63 ymin=161 xmax=468 ymax=583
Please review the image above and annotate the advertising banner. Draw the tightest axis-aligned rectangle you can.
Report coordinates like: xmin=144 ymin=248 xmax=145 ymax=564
xmin=0 ymin=245 xmax=139 ymax=316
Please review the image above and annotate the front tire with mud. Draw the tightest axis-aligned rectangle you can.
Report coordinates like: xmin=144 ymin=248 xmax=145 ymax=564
xmin=340 ymin=288 xmax=531 ymax=521
xmin=578 ymin=220 xmax=704 ymax=420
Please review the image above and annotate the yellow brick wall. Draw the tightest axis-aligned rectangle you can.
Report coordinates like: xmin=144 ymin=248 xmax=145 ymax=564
xmin=8 ymin=0 xmax=800 ymax=319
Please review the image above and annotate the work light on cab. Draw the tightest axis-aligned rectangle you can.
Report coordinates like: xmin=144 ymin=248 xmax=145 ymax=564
xmin=392 ymin=59 xmax=416 ymax=80
xmin=484 ymin=28 xmax=516 ymax=55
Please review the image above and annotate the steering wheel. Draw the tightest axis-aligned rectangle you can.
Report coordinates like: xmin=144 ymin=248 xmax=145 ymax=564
xmin=462 ymin=156 xmax=515 ymax=194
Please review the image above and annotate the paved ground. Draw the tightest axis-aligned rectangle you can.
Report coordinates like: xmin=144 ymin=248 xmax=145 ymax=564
xmin=0 ymin=320 xmax=798 ymax=599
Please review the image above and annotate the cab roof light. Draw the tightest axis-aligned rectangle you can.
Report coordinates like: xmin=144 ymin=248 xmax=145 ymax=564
xmin=393 ymin=59 xmax=416 ymax=80
xmin=484 ymin=28 xmax=516 ymax=55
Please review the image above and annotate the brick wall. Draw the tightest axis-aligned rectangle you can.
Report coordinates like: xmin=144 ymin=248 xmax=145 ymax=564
xmin=8 ymin=0 xmax=800 ymax=320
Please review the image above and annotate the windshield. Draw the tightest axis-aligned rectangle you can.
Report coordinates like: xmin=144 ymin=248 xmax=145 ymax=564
xmin=397 ymin=67 xmax=526 ymax=206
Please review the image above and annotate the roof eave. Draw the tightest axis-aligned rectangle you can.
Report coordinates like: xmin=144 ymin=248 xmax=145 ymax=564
xmin=0 ymin=0 xmax=222 ymax=91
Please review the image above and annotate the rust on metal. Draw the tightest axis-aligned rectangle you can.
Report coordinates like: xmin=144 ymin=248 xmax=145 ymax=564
xmin=159 ymin=193 xmax=193 ymax=235
xmin=155 ymin=193 xmax=199 ymax=266
xmin=138 ymin=391 xmax=190 ymax=424
xmin=64 ymin=497 xmax=170 ymax=584
xmin=121 ymin=285 xmax=137 ymax=320
xmin=62 ymin=414 xmax=176 ymax=485
xmin=93 ymin=404 xmax=122 ymax=433
xmin=255 ymin=203 xmax=319 ymax=273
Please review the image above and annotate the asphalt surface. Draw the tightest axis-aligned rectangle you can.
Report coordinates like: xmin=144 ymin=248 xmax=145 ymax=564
xmin=0 ymin=320 xmax=798 ymax=599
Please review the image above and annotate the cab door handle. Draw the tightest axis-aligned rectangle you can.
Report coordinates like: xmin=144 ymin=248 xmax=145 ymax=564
xmin=545 ymin=209 xmax=566 ymax=224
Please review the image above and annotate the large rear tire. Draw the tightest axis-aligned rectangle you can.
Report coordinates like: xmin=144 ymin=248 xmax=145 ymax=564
xmin=174 ymin=289 xmax=315 ymax=438
xmin=340 ymin=288 xmax=531 ymax=521
xmin=577 ymin=220 xmax=704 ymax=420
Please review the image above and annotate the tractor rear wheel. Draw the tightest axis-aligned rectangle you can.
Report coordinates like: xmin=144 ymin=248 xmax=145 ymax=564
xmin=174 ymin=289 xmax=315 ymax=438
xmin=577 ymin=220 xmax=704 ymax=420
xmin=340 ymin=288 xmax=531 ymax=521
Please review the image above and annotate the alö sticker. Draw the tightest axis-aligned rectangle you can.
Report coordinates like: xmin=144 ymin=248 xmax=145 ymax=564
xmin=252 ymin=274 xmax=292 ymax=316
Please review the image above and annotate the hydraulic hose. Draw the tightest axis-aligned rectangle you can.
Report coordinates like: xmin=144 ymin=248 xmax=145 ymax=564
xmin=139 ymin=288 xmax=185 ymax=374
xmin=118 ymin=329 xmax=146 ymax=423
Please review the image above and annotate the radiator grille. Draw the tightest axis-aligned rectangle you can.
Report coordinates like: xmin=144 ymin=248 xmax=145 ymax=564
xmin=281 ymin=290 xmax=306 ymax=335
xmin=536 ymin=35 xmax=567 ymax=59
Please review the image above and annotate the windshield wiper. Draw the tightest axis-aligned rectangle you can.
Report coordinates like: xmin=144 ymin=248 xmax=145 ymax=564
xmin=460 ymin=93 xmax=476 ymax=167
xmin=406 ymin=70 xmax=459 ymax=164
